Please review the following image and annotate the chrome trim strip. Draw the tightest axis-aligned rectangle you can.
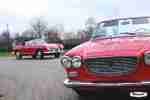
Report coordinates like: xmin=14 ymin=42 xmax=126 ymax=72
xmin=44 ymin=50 xmax=63 ymax=54
xmin=44 ymin=51 xmax=57 ymax=54
xmin=64 ymin=79 xmax=150 ymax=87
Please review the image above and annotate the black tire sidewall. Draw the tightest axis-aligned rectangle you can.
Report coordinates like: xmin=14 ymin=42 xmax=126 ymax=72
xmin=54 ymin=53 xmax=60 ymax=58
xmin=73 ymin=89 xmax=91 ymax=97
xmin=16 ymin=51 xmax=22 ymax=59
xmin=36 ymin=50 xmax=44 ymax=59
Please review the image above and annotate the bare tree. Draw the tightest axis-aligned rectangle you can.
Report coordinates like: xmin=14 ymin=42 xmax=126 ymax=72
xmin=48 ymin=24 xmax=64 ymax=33
xmin=85 ymin=17 xmax=96 ymax=38
xmin=14 ymin=33 xmax=20 ymax=39
xmin=62 ymin=32 xmax=76 ymax=40
xmin=1 ymin=30 xmax=12 ymax=51
xmin=22 ymin=29 xmax=36 ymax=38
xmin=54 ymin=24 xmax=64 ymax=33
xmin=30 ymin=17 xmax=48 ymax=38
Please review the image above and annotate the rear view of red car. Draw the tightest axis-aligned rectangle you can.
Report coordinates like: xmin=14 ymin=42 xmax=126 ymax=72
xmin=13 ymin=39 xmax=64 ymax=59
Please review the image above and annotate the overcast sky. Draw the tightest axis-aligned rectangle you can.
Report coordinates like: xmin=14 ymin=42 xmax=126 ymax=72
xmin=0 ymin=0 xmax=149 ymax=34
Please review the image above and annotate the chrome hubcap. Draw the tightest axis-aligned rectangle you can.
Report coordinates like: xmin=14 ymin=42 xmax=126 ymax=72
xmin=16 ymin=52 xmax=20 ymax=56
xmin=130 ymin=91 xmax=148 ymax=98
xmin=37 ymin=51 xmax=42 ymax=56
xmin=37 ymin=51 xmax=42 ymax=58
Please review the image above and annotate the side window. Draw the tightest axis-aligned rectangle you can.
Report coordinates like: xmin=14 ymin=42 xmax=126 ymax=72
xmin=31 ymin=41 xmax=37 ymax=45
xmin=121 ymin=21 xmax=130 ymax=25
xmin=25 ymin=39 xmax=46 ymax=46
xmin=102 ymin=20 xmax=118 ymax=35
xmin=119 ymin=19 xmax=131 ymax=26
xmin=103 ymin=20 xmax=118 ymax=27
xmin=119 ymin=19 xmax=132 ymax=33
xmin=95 ymin=23 xmax=106 ymax=36
xmin=133 ymin=18 xmax=149 ymax=24
xmin=25 ymin=40 xmax=36 ymax=46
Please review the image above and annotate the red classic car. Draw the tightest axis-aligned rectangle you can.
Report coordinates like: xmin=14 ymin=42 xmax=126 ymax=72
xmin=13 ymin=39 xmax=64 ymax=59
xmin=60 ymin=16 xmax=150 ymax=98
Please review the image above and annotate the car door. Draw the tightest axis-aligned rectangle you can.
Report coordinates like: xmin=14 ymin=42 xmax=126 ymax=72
xmin=22 ymin=41 xmax=35 ymax=55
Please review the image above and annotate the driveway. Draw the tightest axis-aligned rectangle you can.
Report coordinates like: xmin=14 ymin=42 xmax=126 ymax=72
xmin=0 ymin=57 xmax=131 ymax=100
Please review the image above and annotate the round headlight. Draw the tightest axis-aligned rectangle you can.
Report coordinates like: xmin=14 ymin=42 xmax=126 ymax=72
xmin=144 ymin=52 xmax=150 ymax=65
xmin=72 ymin=56 xmax=82 ymax=68
xmin=60 ymin=56 xmax=72 ymax=68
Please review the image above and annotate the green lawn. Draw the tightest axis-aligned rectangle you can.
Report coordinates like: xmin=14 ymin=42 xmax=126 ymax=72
xmin=0 ymin=52 xmax=13 ymax=57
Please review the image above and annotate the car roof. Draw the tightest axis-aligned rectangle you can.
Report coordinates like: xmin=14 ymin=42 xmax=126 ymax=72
xmin=98 ymin=16 xmax=150 ymax=24
xmin=28 ymin=39 xmax=45 ymax=42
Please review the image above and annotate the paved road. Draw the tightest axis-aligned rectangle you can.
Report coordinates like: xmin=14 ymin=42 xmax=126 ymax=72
xmin=0 ymin=57 xmax=132 ymax=100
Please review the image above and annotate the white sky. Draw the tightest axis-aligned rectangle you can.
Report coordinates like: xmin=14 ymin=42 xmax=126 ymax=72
xmin=0 ymin=0 xmax=150 ymax=34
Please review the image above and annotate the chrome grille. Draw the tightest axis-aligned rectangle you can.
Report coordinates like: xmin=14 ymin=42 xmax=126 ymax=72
xmin=48 ymin=48 xmax=56 ymax=52
xmin=84 ymin=57 xmax=138 ymax=75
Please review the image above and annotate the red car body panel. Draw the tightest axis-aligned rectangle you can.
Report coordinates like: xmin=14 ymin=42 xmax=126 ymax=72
xmin=14 ymin=45 xmax=46 ymax=55
xmin=64 ymin=36 xmax=150 ymax=82
xmin=13 ymin=42 xmax=64 ymax=56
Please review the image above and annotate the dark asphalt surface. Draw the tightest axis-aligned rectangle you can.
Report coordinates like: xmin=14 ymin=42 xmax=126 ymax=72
xmin=0 ymin=57 xmax=136 ymax=100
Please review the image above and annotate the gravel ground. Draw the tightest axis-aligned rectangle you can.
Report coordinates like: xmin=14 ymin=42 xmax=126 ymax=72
xmin=0 ymin=57 xmax=133 ymax=100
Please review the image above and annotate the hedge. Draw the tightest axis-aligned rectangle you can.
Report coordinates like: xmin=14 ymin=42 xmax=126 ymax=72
xmin=0 ymin=48 xmax=8 ymax=52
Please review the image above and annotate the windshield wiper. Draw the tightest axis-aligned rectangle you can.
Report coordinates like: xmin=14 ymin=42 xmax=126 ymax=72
xmin=119 ymin=32 xmax=136 ymax=35
xmin=92 ymin=32 xmax=138 ymax=40
xmin=92 ymin=34 xmax=107 ymax=38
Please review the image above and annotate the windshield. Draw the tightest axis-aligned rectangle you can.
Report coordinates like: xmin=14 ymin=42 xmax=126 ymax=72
xmin=93 ymin=17 xmax=150 ymax=38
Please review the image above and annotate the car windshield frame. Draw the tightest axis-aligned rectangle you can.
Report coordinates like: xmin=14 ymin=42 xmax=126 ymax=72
xmin=92 ymin=17 xmax=150 ymax=39
xmin=25 ymin=39 xmax=47 ymax=45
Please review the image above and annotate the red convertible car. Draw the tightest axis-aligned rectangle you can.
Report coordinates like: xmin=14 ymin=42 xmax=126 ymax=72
xmin=13 ymin=39 xmax=64 ymax=59
xmin=60 ymin=16 xmax=150 ymax=98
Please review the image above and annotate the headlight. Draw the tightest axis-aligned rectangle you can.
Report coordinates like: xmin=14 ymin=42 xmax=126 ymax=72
xmin=144 ymin=52 xmax=150 ymax=65
xmin=60 ymin=56 xmax=72 ymax=68
xmin=72 ymin=56 xmax=82 ymax=68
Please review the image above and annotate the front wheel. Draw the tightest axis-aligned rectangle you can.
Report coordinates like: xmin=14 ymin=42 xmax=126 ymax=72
xmin=73 ymin=89 xmax=92 ymax=97
xmin=54 ymin=53 xmax=60 ymax=58
xmin=15 ymin=51 xmax=22 ymax=60
xmin=35 ymin=50 xmax=44 ymax=59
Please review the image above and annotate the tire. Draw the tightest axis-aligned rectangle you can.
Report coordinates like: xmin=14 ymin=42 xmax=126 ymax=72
xmin=54 ymin=53 xmax=60 ymax=58
xmin=73 ymin=89 xmax=92 ymax=97
xmin=32 ymin=55 xmax=36 ymax=59
xmin=35 ymin=50 xmax=44 ymax=59
xmin=15 ymin=51 xmax=22 ymax=60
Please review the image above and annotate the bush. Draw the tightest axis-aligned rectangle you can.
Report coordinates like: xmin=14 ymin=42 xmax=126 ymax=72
xmin=0 ymin=48 xmax=7 ymax=52
xmin=62 ymin=38 xmax=87 ymax=50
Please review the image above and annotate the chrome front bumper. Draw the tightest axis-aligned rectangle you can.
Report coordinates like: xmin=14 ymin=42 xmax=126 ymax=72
xmin=64 ymin=79 xmax=150 ymax=88
xmin=44 ymin=50 xmax=64 ymax=54
xmin=44 ymin=51 xmax=57 ymax=54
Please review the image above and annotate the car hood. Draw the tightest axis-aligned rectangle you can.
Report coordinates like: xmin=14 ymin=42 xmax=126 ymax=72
xmin=66 ymin=36 xmax=150 ymax=58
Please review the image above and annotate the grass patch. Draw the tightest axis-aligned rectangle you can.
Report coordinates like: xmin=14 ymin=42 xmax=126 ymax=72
xmin=0 ymin=52 xmax=13 ymax=57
